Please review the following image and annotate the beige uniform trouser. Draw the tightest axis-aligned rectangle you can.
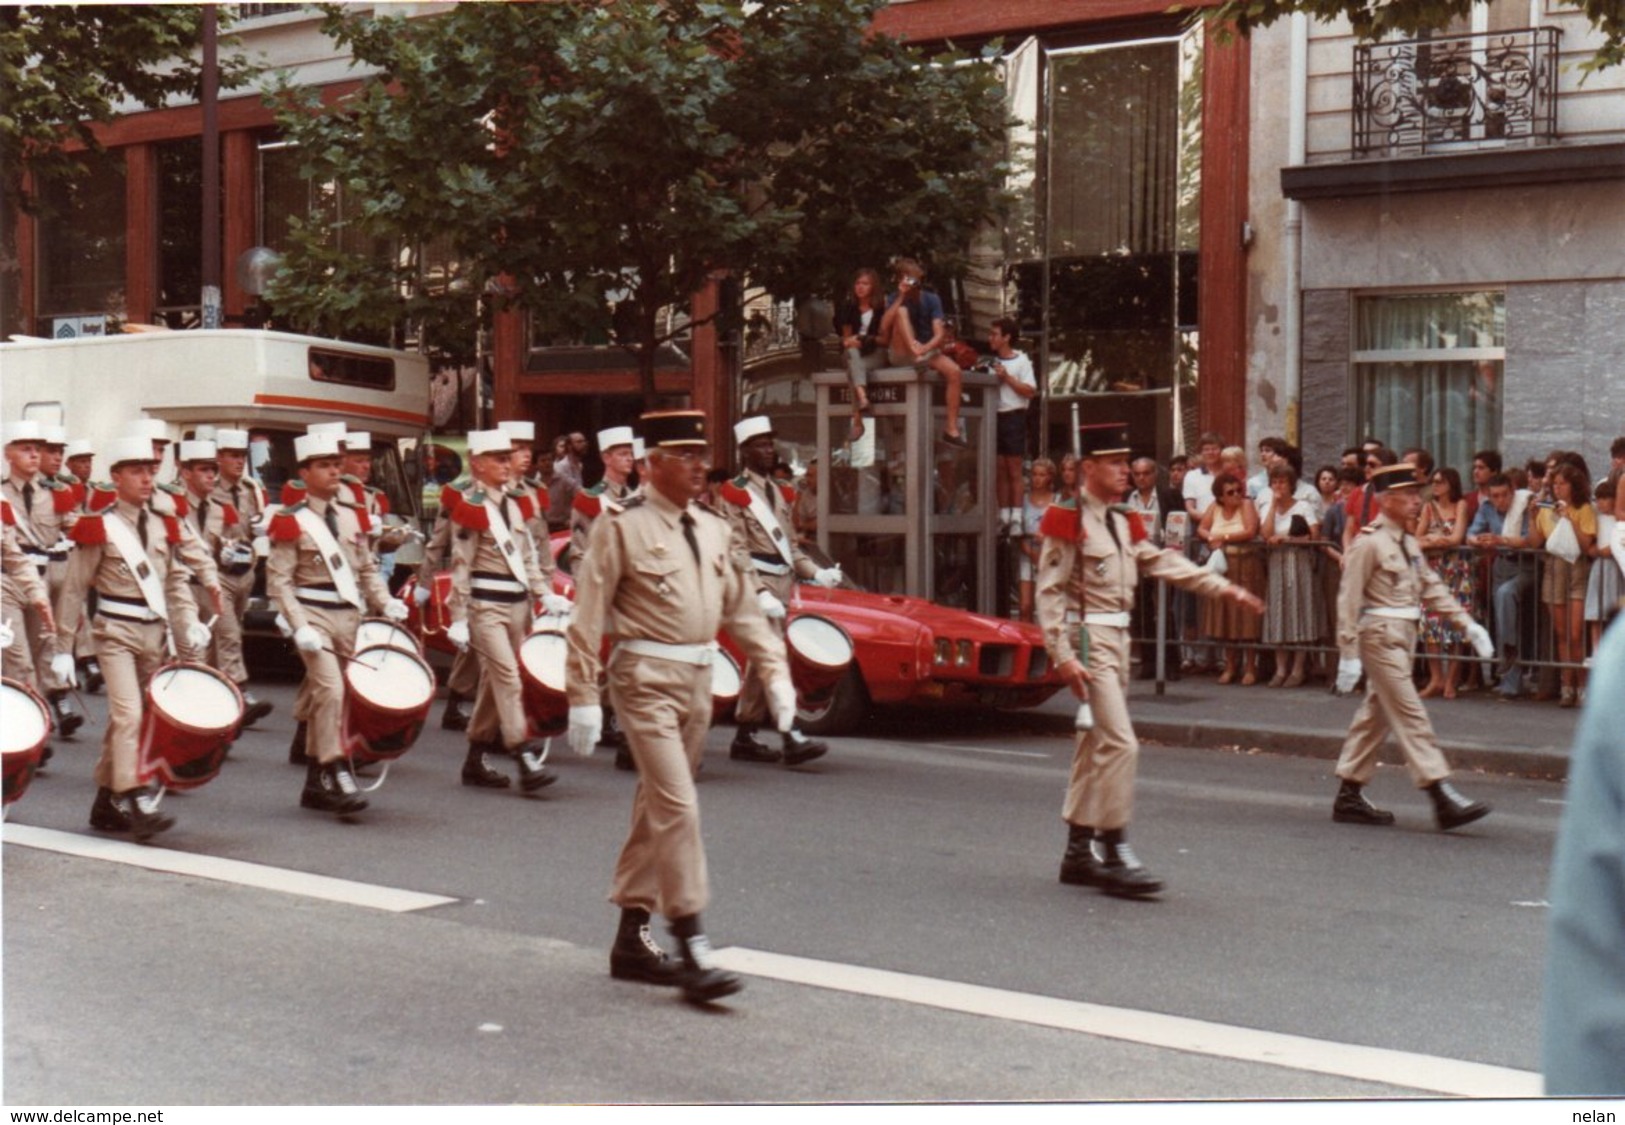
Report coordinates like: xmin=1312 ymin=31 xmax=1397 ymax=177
xmin=1336 ymin=617 xmax=1452 ymax=787
xmin=1062 ymin=623 xmax=1137 ymax=832
xmin=211 ymin=567 xmax=254 ymax=685
xmin=27 ymin=561 xmax=66 ymax=691
xmin=92 ymin=615 xmax=168 ymax=792
xmin=292 ymin=603 xmax=359 ymax=765
xmin=3 ymin=582 xmax=36 ymax=686
xmin=447 ymin=645 xmax=480 ymax=697
xmin=607 ymin=650 xmax=713 ymax=920
xmin=466 ymin=598 xmax=532 ymax=749
xmin=734 ymin=569 xmax=793 ymax=727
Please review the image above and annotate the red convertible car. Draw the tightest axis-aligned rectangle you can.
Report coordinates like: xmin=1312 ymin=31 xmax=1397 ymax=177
xmin=401 ymin=534 xmax=1062 ymax=736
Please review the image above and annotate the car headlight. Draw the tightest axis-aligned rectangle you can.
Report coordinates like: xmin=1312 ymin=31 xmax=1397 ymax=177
xmin=934 ymin=638 xmax=952 ymax=665
xmin=955 ymin=640 xmax=973 ymax=667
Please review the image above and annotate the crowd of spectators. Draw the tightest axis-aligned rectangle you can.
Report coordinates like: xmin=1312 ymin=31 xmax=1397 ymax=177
xmin=1012 ymin=430 xmax=1625 ymax=707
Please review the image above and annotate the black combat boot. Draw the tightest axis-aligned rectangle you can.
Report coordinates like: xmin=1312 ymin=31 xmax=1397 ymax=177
xmin=1427 ymin=779 xmax=1490 ymax=831
xmin=300 ymin=759 xmax=368 ymax=815
xmin=1331 ymin=779 xmax=1395 ymax=826
xmin=610 ymin=907 xmax=682 ymax=986
xmin=288 ymin=721 xmax=309 ymax=765
xmin=89 ymin=786 xmax=132 ymax=833
xmin=81 ymin=658 xmax=104 ymax=694
xmin=121 ymin=785 xmax=175 ymax=842
xmin=614 ymin=743 xmax=636 ymax=772
xmin=241 ymin=691 xmax=274 ymax=727
xmin=729 ymin=723 xmax=781 ymax=763
xmin=1094 ymin=829 xmax=1164 ymax=898
xmin=461 ymin=741 xmax=510 ymax=788
xmin=599 ymin=709 xmax=629 ymax=750
xmin=512 ymin=740 xmax=558 ymax=792
xmin=668 ymin=914 xmax=743 ymax=1004
xmin=781 ymin=729 xmax=828 ymax=767
xmin=48 ymin=691 xmax=83 ymax=738
xmin=440 ymin=692 xmax=472 ymax=732
xmin=1058 ymin=824 xmax=1104 ymax=886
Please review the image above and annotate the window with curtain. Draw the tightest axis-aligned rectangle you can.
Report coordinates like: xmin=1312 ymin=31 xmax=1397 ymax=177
xmin=1353 ymin=291 xmax=1503 ymax=475
xmin=36 ymin=149 xmax=126 ymax=323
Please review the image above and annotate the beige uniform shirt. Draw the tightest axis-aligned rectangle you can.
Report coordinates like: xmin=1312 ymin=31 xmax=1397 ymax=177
xmin=1036 ymin=492 xmax=1231 ymax=668
xmin=212 ymin=474 xmax=269 ymax=529
xmin=3 ymin=514 xmax=48 ymax=608
xmin=569 ymin=477 xmax=632 ymax=571
xmin=722 ymin=469 xmax=817 ymax=590
xmin=1336 ymin=512 xmax=1469 ymax=659
xmin=566 ymin=487 xmax=788 ymax=707
xmin=184 ymin=486 xmax=247 ymax=565
xmin=447 ymin=489 xmax=553 ymax=620
xmin=2 ymin=471 xmax=71 ymax=561
xmin=508 ymin=477 xmax=556 ymax=582
xmin=265 ymin=493 xmax=391 ymax=634
xmin=55 ymin=499 xmax=200 ymax=645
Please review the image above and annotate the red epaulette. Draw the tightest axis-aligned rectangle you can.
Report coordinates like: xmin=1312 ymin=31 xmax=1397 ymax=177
xmin=450 ymin=495 xmax=490 ymax=531
xmin=86 ymin=483 xmax=117 ymax=513
xmin=70 ymin=512 xmax=106 ymax=545
xmin=172 ymin=493 xmax=190 ymax=518
xmin=351 ymin=504 xmax=372 ymax=535
xmin=1038 ymin=500 xmax=1082 ymax=542
xmin=281 ymin=481 xmax=307 ymax=506
xmin=68 ymin=480 xmax=86 ymax=507
xmin=162 ymin=515 xmax=182 ymax=544
xmin=53 ymin=485 xmax=78 ymax=514
xmin=779 ymin=483 xmax=797 ymax=506
xmin=269 ymin=510 xmax=303 ymax=542
xmin=717 ymin=480 xmax=752 ymax=508
xmin=1125 ymin=511 xmax=1149 ymax=544
xmin=513 ymin=492 xmax=537 ymax=523
xmin=1 ymin=498 xmax=12 ymax=526
xmin=439 ymin=484 xmax=464 ymax=515
xmin=344 ymin=478 xmax=367 ymax=505
xmin=572 ymin=490 xmax=602 ymax=519
xmin=221 ymin=503 xmax=241 ymax=527
xmin=372 ymin=489 xmax=390 ymax=517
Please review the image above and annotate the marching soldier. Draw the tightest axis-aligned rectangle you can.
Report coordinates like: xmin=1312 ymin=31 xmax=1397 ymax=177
xmin=1036 ymin=424 xmax=1264 ymax=898
xmin=3 ymin=497 xmax=57 ymax=693
xmin=209 ymin=429 xmax=274 ymax=726
xmin=176 ymin=439 xmax=273 ymax=727
xmin=496 ymin=419 xmax=553 ymax=564
xmin=61 ymin=437 xmax=101 ymax=691
xmin=117 ymin=419 xmax=225 ymax=625
xmin=1330 ymin=463 xmax=1495 ymax=830
xmin=418 ymin=469 xmax=482 ymax=734
xmin=55 ymin=437 xmax=210 ymax=841
xmin=443 ymin=429 xmax=571 ymax=791
xmin=572 ymin=425 xmax=637 ymax=765
xmin=267 ymin=430 xmax=411 ymax=816
xmin=566 ymin=410 xmax=798 ymax=1004
xmin=717 ymin=416 xmax=842 ymax=766
xmin=3 ymin=420 xmax=81 ymax=735
xmin=340 ymin=432 xmax=413 ymax=576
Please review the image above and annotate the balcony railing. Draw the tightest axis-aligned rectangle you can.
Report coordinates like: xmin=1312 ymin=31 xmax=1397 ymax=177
xmin=1353 ymin=27 xmax=1561 ymax=157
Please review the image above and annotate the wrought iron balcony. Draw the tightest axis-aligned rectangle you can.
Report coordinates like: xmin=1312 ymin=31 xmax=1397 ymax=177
xmin=1353 ymin=27 xmax=1561 ymax=157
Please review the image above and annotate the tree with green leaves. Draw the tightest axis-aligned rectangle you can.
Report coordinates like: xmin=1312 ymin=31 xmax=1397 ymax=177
xmin=0 ymin=5 xmax=253 ymax=338
xmin=1200 ymin=0 xmax=1624 ymax=73
xmin=266 ymin=0 xmax=1015 ymax=401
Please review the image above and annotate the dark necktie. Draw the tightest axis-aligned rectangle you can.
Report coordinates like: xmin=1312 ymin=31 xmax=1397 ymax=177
xmin=1102 ymin=506 xmax=1123 ymax=552
xmin=680 ymin=512 xmax=701 ymax=567
xmin=230 ymin=483 xmax=241 ymax=510
xmin=22 ymin=481 xmax=35 ymax=517
xmin=324 ymin=505 xmax=340 ymax=538
xmin=196 ymin=496 xmax=210 ymax=532
xmin=137 ymin=509 xmax=150 ymax=550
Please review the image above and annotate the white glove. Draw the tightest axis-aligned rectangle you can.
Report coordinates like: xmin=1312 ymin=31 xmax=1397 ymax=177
xmin=446 ymin=619 xmax=470 ymax=651
xmin=293 ymin=625 xmax=325 ymax=653
xmin=768 ymin=677 xmax=798 ymax=734
xmin=252 ymin=534 xmax=271 ymax=558
xmin=568 ymin=704 xmax=603 ymax=757
xmin=540 ymin=592 xmax=573 ymax=616
xmin=1463 ymin=621 xmax=1494 ymax=660
xmin=811 ymin=565 xmax=842 ymax=589
xmin=382 ymin=598 xmax=410 ymax=622
xmin=757 ymin=589 xmax=786 ymax=620
xmin=0 ymin=620 xmax=13 ymax=650
xmin=50 ymin=652 xmax=78 ymax=688
xmin=184 ymin=621 xmax=212 ymax=651
xmin=1334 ymin=657 xmax=1363 ymax=695
xmin=412 ymin=583 xmax=432 ymax=607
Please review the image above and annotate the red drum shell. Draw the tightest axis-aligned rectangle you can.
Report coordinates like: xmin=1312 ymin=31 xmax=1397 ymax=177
xmin=355 ymin=616 xmax=422 ymax=656
xmin=139 ymin=663 xmax=245 ymax=790
xmin=343 ymin=644 xmax=435 ymax=764
xmin=400 ymin=573 xmax=459 ymax=656
xmin=2 ymin=677 xmax=52 ymax=806
xmin=785 ymin=613 xmax=854 ymax=703
xmin=519 ymin=629 xmax=569 ymax=738
xmin=710 ymin=648 xmax=742 ymax=724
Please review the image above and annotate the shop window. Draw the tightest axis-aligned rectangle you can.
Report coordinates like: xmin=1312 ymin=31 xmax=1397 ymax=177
xmin=35 ymin=149 xmax=126 ymax=331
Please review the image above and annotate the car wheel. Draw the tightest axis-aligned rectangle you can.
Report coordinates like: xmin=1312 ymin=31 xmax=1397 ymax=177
xmin=796 ymin=665 xmax=870 ymax=737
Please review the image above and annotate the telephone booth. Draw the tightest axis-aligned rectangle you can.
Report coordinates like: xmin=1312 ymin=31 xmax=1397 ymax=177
xmin=811 ymin=364 xmax=1000 ymax=614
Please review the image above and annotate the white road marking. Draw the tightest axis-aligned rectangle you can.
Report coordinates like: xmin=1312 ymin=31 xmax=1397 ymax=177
xmin=924 ymin=743 xmax=1051 ymax=759
xmin=711 ymin=947 xmax=1541 ymax=1098
xmin=1510 ymin=900 xmax=1550 ymax=909
xmin=3 ymin=823 xmax=457 ymax=913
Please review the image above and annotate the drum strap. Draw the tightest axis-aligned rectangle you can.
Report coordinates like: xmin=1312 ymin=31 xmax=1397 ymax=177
xmin=482 ymin=499 xmax=530 ymax=586
xmin=293 ymin=507 xmax=365 ymax=610
xmin=102 ymin=508 xmax=169 ymax=620
xmin=742 ymin=478 xmax=793 ymax=567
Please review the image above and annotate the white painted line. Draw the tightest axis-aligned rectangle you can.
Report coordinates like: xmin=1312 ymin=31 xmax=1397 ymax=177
xmin=712 ymin=947 xmax=1541 ymax=1098
xmin=924 ymin=743 xmax=1051 ymax=759
xmin=3 ymin=824 xmax=458 ymax=914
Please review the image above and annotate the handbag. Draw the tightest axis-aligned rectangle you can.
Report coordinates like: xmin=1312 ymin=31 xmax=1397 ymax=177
xmin=1204 ymin=545 xmax=1229 ymax=575
xmin=1288 ymin=514 xmax=1312 ymax=539
xmin=1545 ymin=514 xmax=1582 ymax=564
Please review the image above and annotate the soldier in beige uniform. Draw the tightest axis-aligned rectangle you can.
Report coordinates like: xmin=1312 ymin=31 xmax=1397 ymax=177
xmin=4 ymin=420 xmax=83 ymax=735
xmin=718 ymin=415 xmax=843 ymax=766
xmin=208 ymin=429 xmax=274 ymax=726
xmin=268 ymin=431 xmax=411 ymax=815
xmin=418 ymin=477 xmax=482 ymax=734
xmin=566 ymin=410 xmax=797 ymax=1005
xmin=1331 ymin=463 xmax=1495 ymax=830
xmin=55 ymin=437 xmax=210 ymax=840
xmin=571 ymin=425 xmax=638 ymax=764
xmin=61 ymin=437 xmax=102 ymax=691
xmin=1037 ymin=424 xmax=1264 ymax=897
xmin=3 ymin=497 xmax=57 ymax=691
xmin=443 ymin=428 xmax=572 ymax=791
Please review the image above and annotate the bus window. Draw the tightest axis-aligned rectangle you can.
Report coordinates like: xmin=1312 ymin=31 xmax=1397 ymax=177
xmin=308 ymin=348 xmax=395 ymax=391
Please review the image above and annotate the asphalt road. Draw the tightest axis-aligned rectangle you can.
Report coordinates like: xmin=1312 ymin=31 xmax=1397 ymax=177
xmin=2 ymin=675 xmax=1562 ymax=1105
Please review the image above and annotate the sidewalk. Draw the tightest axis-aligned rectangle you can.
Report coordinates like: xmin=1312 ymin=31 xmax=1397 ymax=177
xmin=1029 ymin=669 xmax=1579 ymax=780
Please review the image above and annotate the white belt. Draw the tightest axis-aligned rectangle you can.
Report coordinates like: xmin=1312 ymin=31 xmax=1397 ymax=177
xmin=96 ymin=597 xmax=164 ymax=623
xmin=1083 ymin=612 xmax=1132 ymax=628
xmin=1362 ymin=606 xmax=1421 ymax=621
xmin=616 ymin=638 xmax=721 ymax=667
xmin=470 ymin=575 xmax=526 ymax=594
xmin=750 ymin=558 xmax=792 ymax=577
xmin=295 ymin=585 xmax=352 ymax=607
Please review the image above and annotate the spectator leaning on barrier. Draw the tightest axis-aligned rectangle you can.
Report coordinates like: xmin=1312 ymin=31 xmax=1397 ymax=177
xmin=1467 ymin=472 xmax=1534 ymax=700
xmin=1198 ymin=469 xmax=1263 ymax=685
xmin=1182 ymin=432 xmax=1225 ymax=520
xmin=1258 ymin=462 xmax=1319 ymax=688
xmin=1417 ymin=466 xmax=1473 ymax=701
xmin=1531 ymin=461 xmax=1596 ymax=708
